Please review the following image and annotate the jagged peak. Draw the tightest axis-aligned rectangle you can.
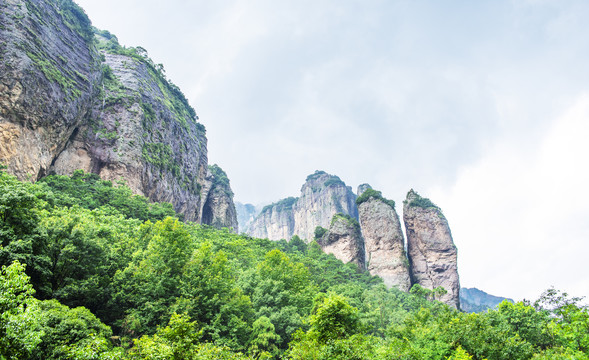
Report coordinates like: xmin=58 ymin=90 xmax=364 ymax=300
xmin=302 ymin=170 xmax=346 ymax=192
xmin=357 ymin=183 xmax=372 ymax=196
xmin=356 ymin=188 xmax=395 ymax=209
xmin=404 ymin=189 xmax=441 ymax=212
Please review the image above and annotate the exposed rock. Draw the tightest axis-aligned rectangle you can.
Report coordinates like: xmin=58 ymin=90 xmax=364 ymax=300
xmin=292 ymin=171 xmax=358 ymax=241
xmin=317 ymin=213 xmax=365 ymax=270
xmin=201 ymin=165 xmax=238 ymax=232
xmin=403 ymin=189 xmax=460 ymax=308
xmin=247 ymin=197 xmax=297 ymax=240
xmin=357 ymin=189 xmax=411 ymax=291
xmin=235 ymin=202 xmax=262 ymax=233
xmin=357 ymin=183 xmax=372 ymax=196
xmin=0 ymin=0 xmax=237 ymax=224
xmin=460 ymin=288 xmax=513 ymax=313
xmin=247 ymin=171 xmax=358 ymax=241
xmin=0 ymin=0 xmax=101 ymax=179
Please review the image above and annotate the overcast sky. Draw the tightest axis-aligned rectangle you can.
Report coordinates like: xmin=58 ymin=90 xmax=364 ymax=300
xmin=76 ymin=0 xmax=589 ymax=302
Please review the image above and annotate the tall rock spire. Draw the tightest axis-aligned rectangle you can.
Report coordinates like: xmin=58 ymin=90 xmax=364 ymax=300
xmin=357 ymin=187 xmax=411 ymax=291
xmin=403 ymin=190 xmax=460 ymax=308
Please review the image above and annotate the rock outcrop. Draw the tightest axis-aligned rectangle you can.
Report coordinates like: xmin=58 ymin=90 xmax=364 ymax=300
xmin=247 ymin=171 xmax=358 ymax=241
xmin=357 ymin=188 xmax=411 ymax=291
xmin=317 ymin=213 xmax=366 ymax=270
xmin=293 ymin=171 xmax=358 ymax=240
xmin=403 ymin=190 xmax=460 ymax=308
xmin=0 ymin=0 xmax=101 ymax=180
xmin=0 ymin=0 xmax=236 ymax=224
xmin=235 ymin=202 xmax=261 ymax=233
xmin=201 ymin=165 xmax=238 ymax=232
xmin=247 ymin=197 xmax=297 ymax=240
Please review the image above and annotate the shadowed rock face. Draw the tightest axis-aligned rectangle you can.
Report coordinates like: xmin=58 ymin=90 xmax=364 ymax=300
xmin=247 ymin=171 xmax=357 ymax=241
xmin=0 ymin=0 xmax=101 ymax=180
xmin=358 ymin=195 xmax=411 ymax=291
xmin=403 ymin=190 xmax=460 ymax=309
xmin=0 ymin=0 xmax=237 ymax=224
xmin=318 ymin=214 xmax=366 ymax=271
xmin=201 ymin=165 xmax=238 ymax=232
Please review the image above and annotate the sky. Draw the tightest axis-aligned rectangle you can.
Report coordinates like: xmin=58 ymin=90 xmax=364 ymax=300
xmin=75 ymin=0 xmax=589 ymax=302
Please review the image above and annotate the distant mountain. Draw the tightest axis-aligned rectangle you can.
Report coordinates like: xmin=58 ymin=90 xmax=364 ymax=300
xmin=460 ymin=287 xmax=513 ymax=313
xmin=235 ymin=202 xmax=263 ymax=233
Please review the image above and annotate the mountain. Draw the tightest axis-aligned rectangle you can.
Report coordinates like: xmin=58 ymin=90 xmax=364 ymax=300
xmin=247 ymin=171 xmax=461 ymax=308
xmin=403 ymin=189 xmax=461 ymax=309
xmin=0 ymin=0 xmax=237 ymax=230
xmin=460 ymin=287 xmax=514 ymax=313
xmin=247 ymin=170 xmax=357 ymax=241
xmin=235 ymin=202 xmax=262 ymax=233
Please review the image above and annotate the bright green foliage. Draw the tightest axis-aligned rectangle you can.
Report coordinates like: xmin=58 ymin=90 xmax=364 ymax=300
xmin=355 ymin=188 xmax=395 ymax=209
xmin=0 ymin=261 xmax=42 ymax=359
xmin=314 ymin=226 xmax=328 ymax=240
xmin=39 ymin=170 xmax=177 ymax=222
xmin=209 ymin=164 xmax=233 ymax=196
xmin=308 ymin=293 xmax=360 ymax=343
xmin=0 ymin=170 xmax=587 ymax=358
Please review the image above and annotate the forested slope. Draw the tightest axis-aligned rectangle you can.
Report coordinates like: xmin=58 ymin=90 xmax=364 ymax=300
xmin=1 ymin=169 xmax=588 ymax=359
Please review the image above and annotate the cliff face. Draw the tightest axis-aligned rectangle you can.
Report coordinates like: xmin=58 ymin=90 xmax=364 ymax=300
xmin=0 ymin=0 xmax=236 ymax=224
xmin=246 ymin=171 xmax=358 ymax=241
xmin=460 ymin=287 xmax=513 ymax=313
xmin=247 ymin=197 xmax=296 ymax=240
xmin=403 ymin=190 xmax=460 ymax=309
xmin=0 ymin=0 xmax=100 ymax=180
xmin=235 ymin=202 xmax=261 ymax=233
xmin=201 ymin=165 xmax=238 ymax=232
xmin=357 ymin=189 xmax=411 ymax=291
xmin=292 ymin=171 xmax=358 ymax=241
xmin=317 ymin=213 xmax=365 ymax=270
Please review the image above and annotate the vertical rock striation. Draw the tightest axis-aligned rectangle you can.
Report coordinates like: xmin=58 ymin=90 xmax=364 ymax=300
xmin=357 ymin=188 xmax=411 ymax=291
xmin=292 ymin=171 xmax=358 ymax=241
xmin=247 ymin=171 xmax=358 ymax=241
xmin=0 ymin=0 xmax=238 ymax=224
xmin=403 ymin=190 xmax=460 ymax=308
xmin=201 ymin=165 xmax=238 ymax=232
xmin=247 ymin=197 xmax=297 ymax=240
xmin=0 ymin=0 xmax=101 ymax=179
xmin=317 ymin=213 xmax=366 ymax=270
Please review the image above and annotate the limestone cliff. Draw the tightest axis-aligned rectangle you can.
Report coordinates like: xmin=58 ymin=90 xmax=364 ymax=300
xmin=235 ymin=202 xmax=261 ymax=233
xmin=0 ymin=0 xmax=236 ymax=224
xmin=247 ymin=197 xmax=297 ymax=240
xmin=0 ymin=0 xmax=101 ymax=179
xmin=201 ymin=165 xmax=238 ymax=232
xmin=317 ymin=213 xmax=366 ymax=270
xmin=292 ymin=171 xmax=358 ymax=241
xmin=357 ymin=188 xmax=411 ymax=291
xmin=403 ymin=190 xmax=460 ymax=309
xmin=247 ymin=171 xmax=358 ymax=241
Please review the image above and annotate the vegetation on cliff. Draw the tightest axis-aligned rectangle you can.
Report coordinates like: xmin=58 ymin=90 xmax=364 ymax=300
xmin=0 ymin=169 xmax=588 ymax=359
xmin=356 ymin=188 xmax=396 ymax=209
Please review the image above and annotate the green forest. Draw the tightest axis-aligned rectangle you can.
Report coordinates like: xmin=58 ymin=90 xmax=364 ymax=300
xmin=0 ymin=168 xmax=587 ymax=360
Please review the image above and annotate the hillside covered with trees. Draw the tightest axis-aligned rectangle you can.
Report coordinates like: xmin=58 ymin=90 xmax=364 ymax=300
xmin=1 ymin=168 xmax=588 ymax=359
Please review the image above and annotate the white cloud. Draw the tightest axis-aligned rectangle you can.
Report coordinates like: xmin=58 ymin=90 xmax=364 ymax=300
xmin=430 ymin=94 xmax=589 ymax=301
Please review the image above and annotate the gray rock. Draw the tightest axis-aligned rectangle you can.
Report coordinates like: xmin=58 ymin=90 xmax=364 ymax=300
xmin=318 ymin=213 xmax=366 ymax=270
xmin=358 ymin=194 xmax=411 ymax=291
xmin=403 ymin=189 xmax=460 ymax=309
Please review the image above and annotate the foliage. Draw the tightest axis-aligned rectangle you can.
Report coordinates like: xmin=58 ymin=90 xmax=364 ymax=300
xmin=0 ymin=169 xmax=587 ymax=358
xmin=260 ymin=197 xmax=298 ymax=214
xmin=355 ymin=188 xmax=395 ymax=209
xmin=314 ymin=226 xmax=328 ymax=240
xmin=209 ymin=164 xmax=234 ymax=197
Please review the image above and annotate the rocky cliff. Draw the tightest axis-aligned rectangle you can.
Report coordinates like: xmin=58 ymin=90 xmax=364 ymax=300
xmin=357 ymin=187 xmax=411 ymax=292
xmin=201 ymin=165 xmax=238 ymax=232
xmin=317 ymin=213 xmax=366 ymax=270
xmin=0 ymin=0 xmax=100 ymax=180
xmin=247 ymin=171 xmax=358 ymax=241
xmin=235 ymin=202 xmax=261 ymax=233
xmin=0 ymin=0 xmax=237 ymax=227
xmin=403 ymin=190 xmax=460 ymax=308
xmin=247 ymin=197 xmax=297 ymax=240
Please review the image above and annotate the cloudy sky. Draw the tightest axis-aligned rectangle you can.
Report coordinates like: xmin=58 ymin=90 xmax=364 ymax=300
xmin=76 ymin=0 xmax=589 ymax=302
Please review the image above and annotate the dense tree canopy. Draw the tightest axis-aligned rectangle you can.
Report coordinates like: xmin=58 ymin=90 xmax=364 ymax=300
xmin=0 ymin=169 xmax=587 ymax=359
